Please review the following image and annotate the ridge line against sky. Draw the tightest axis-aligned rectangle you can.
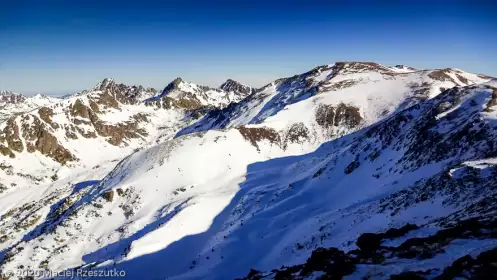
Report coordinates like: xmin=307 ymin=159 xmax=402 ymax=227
xmin=0 ymin=0 xmax=496 ymax=96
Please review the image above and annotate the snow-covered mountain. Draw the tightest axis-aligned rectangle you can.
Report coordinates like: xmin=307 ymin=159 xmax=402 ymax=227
xmin=177 ymin=62 xmax=488 ymax=137
xmin=0 ymin=90 xmax=26 ymax=104
xmin=145 ymin=77 xmax=252 ymax=110
xmin=0 ymin=92 xmax=61 ymax=123
xmin=0 ymin=76 xmax=261 ymax=195
xmin=0 ymin=62 xmax=496 ymax=280
xmin=219 ymin=79 xmax=256 ymax=96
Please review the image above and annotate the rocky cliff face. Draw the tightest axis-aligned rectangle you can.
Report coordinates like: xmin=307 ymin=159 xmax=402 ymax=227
xmin=0 ymin=91 xmax=26 ymax=104
xmin=0 ymin=80 xmax=158 ymax=165
xmin=220 ymin=79 xmax=255 ymax=96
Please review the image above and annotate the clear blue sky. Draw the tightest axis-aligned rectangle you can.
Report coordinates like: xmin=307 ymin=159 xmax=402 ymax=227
xmin=0 ymin=0 xmax=495 ymax=95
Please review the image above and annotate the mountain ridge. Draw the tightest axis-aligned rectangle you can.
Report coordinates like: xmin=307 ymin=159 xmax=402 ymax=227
xmin=0 ymin=61 xmax=496 ymax=280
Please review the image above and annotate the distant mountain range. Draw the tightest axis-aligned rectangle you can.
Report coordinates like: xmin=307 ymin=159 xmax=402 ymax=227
xmin=0 ymin=62 xmax=496 ymax=279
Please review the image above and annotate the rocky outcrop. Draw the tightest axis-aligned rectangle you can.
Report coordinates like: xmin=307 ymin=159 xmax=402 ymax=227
xmin=0 ymin=79 xmax=158 ymax=164
xmin=66 ymin=96 xmax=149 ymax=145
xmin=315 ymin=103 xmax=362 ymax=128
xmin=428 ymin=68 xmax=473 ymax=85
xmin=240 ymin=219 xmax=497 ymax=279
xmin=0 ymin=145 xmax=14 ymax=158
xmin=1 ymin=119 xmax=23 ymax=153
xmin=0 ymin=90 xmax=25 ymax=104
xmin=94 ymin=78 xmax=157 ymax=105
xmin=14 ymin=115 xmax=75 ymax=164
xmin=146 ymin=95 xmax=203 ymax=110
xmin=102 ymin=190 xmax=114 ymax=202
xmin=94 ymin=116 xmax=148 ymax=146
xmin=284 ymin=123 xmax=310 ymax=145
xmin=334 ymin=61 xmax=396 ymax=75
xmin=145 ymin=77 xmax=249 ymax=111
xmin=238 ymin=126 xmax=281 ymax=150
xmin=219 ymin=79 xmax=255 ymax=97
xmin=484 ymin=86 xmax=497 ymax=112
xmin=38 ymin=107 xmax=58 ymax=129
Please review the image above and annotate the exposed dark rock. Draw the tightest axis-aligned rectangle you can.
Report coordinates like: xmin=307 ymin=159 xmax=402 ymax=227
xmin=246 ymin=268 xmax=261 ymax=279
xmin=238 ymin=126 xmax=281 ymax=150
xmin=3 ymin=118 xmax=24 ymax=152
xmin=427 ymin=68 xmax=473 ymax=86
xmin=20 ymin=116 xmax=76 ymax=164
xmin=435 ymin=248 xmax=497 ymax=279
xmin=240 ymin=219 xmax=497 ymax=279
xmin=325 ymin=79 xmax=359 ymax=91
xmin=102 ymin=191 xmax=114 ymax=202
xmin=70 ymin=99 xmax=91 ymax=119
xmin=334 ymin=61 xmax=394 ymax=75
xmin=344 ymin=160 xmax=360 ymax=174
xmin=315 ymin=103 xmax=362 ymax=128
xmin=299 ymin=247 xmax=356 ymax=277
xmin=484 ymin=87 xmax=497 ymax=112
xmin=0 ymin=145 xmax=15 ymax=158
xmin=38 ymin=107 xmax=58 ymax=129
xmin=0 ymin=90 xmax=26 ymax=104
xmin=284 ymin=123 xmax=310 ymax=145
xmin=356 ymin=233 xmax=382 ymax=251
xmin=389 ymin=271 xmax=427 ymax=280
xmin=95 ymin=91 xmax=119 ymax=109
xmin=219 ymin=79 xmax=255 ymax=96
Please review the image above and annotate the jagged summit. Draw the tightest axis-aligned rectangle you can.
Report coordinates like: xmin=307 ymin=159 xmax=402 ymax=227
xmin=144 ymin=77 xmax=253 ymax=109
xmin=219 ymin=78 xmax=254 ymax=96
xmin=93 ymin=77 xmax=117 ymax=91
xmin=160 ymin=77 xmax=186 ymax=96
xmin=0 ymin=90 xmax=26 ymax=104
xmin=171 ymin=77 xmax=184 ymax=84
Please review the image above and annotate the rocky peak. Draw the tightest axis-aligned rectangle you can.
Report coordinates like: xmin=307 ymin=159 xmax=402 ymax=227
xmin=86 ymin=78 xmax=158 ymax=105
xmin=394 ymin=64 xmax=417 ymax=71
xmin=0 ymin=90 xmax=26 ymax=104
xmin=171 ymin=77 xmax=184 ymax=85
xmin=219 ymin=79 xmax=254 ymax=96
xmin=160 ymin=77 xmax=186 ymax=96
xmin=95 ymin=78 xmax=117 ymax=91
xmin=333 ymin=61 xmax=395 ymax=75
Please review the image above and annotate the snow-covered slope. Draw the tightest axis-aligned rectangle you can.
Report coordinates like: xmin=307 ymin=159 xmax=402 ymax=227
xmin=178 ymin=62 xmax=488 ymax=137
xmin=0 ymin=63 xmax=496 ymax=280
